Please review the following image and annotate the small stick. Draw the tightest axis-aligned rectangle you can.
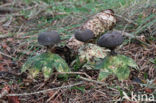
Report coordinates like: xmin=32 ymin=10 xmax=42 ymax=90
xmin=0 ymin=7 xmax=19 ymax=13
xmin=78 ymin=76 xmax=118 ymax=91
xmin=114 ymin=29 xmax=135 ymax=38
xmin=6 ymin=82 xmax=83 ymax=97
xmin=46 ymin=90 xmax=60 ymax=103
xmin=57 ymin=72 xmax=92 ymax=79
xmin=115 ymin=14 xmax=138 ymax=26
xmin=114 ymin=30 xmax=150 ymax=46
xmin=0 ymin=35 xmax=11 ymax=39
xmin=37 ymin=72 xmax=91 ymax=90
xmin=0 ymin=51 xmax=14 ymax=59
xmin=0 ymin=3 xmax=12 ymax=8
xmin=78 ymin=76 xmax=107 ymax=86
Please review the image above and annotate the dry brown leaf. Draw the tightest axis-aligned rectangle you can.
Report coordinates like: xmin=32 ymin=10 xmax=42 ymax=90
xmin=0 ymin=64 xmax=5 ymax=71
xmin=122 ymin=100 xmax=137 ymax=103
xmin=8 ymin=96 xmax=20 ymax=103
xmin=0 ymin=85 xmax=10 ymax=98
xmin=144 ymin=88 xmax=153 ymax=93
xmin=0 ymin=54 xmax=3 ymax=60
xmin=2 ymin=43 xmax=8 ymax=49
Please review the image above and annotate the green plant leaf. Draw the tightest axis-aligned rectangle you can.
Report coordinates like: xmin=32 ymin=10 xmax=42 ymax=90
xmin=42 ymin=66 xmax=54 ymax=80
xmin=115 ymin=66 xmax=130 ymax=80
xmin=98 ymin=69 xmax=112 ymax=81
xmin=95 ymin=55 xmax=138 ymax=81
xmin=21 ymin=52 xmax=70 ymax=80
xmin=75 ymin=43 xmax=108 ymax=70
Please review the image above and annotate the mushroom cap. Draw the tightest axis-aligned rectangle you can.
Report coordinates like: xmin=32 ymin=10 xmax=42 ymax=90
xmin=74 ymin=29 xmax=94 ymax=42
xmin=38 ymin=31 xmax=60 ymax=46
xmin=97 ymin=31 xmax=124 ymax=50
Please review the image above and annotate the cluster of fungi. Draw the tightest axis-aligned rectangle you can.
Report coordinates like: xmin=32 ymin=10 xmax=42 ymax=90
xmin=38 ymin=9 xmax=124 ymax=59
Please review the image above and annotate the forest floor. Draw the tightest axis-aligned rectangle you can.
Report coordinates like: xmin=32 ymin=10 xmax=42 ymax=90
xmin=0 ymin=0 xmax=156 ymax=103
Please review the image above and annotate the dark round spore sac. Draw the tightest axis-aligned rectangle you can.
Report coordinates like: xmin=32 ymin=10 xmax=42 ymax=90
xmin=74 ymin=29 xmax=94 ymax=42
xmin=38 ymin=31 xmax=60 ymax=46
xmin=97 ymin=31 xmax=124 ymax=50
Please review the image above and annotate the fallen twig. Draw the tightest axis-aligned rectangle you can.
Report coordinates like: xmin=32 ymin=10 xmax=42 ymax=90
xmin=0 ymin=13 xmax=23 ymax=17
xmin=114 ymin=29 xmax=135 ymax=38
xmin=58 ymin=72 xmax=92 ymax=79
xmin=114 ymin=29 xmax=150 ymax=46
xmin=0 ymin=7 xmax=19 ymax=13
xmin=0 ymin=35 xmax=12 ymax=39
xmin=46 ymin=89 xmax=60 ymax=103
xmin=36 ymin=72 xmax=91 ymax=90
xmin=78 ymin=76 xmax=118 ymax=91
xmin=6 ymin=82 xmax=83 ymax=97
xmin=0 ymin=51 xmax=14 ymax=59
xmin=0 ymin=86 xmax=10 ymax=98
xmin=115 ymin=14 xmax=138 ymax=26
xmin=78 ymin=76 xmax=107 ymax=86
xmin=0 ymin=3 xmax=13 ymax=8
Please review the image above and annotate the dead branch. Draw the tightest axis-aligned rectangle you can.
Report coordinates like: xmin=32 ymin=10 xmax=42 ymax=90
xmin=0 ymin=51 xmax=14 ymax=59
xmin=0 ymin=35 xmax=11 ymax=39
xmin=46 ymin=89 xmax=60 ymax=103
xmin=6 ymin=82 xmax=83 ymax=97
xmin=0 ymin=7 xmax=19 ymax=13
xmin=114 ymin=29 xmax=135 ymax=38
xmin=57 ymin=72 xmax=92 ymax=79
xmin=114 ymin=29 xmax=150 ymax=46
xmin=0 ymin=3 xmax=12 ymax=8
xmin=78 ymin=76 xmax=107 ymax=86
xmin=78 ymin=76 xmax=118 ymax=91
